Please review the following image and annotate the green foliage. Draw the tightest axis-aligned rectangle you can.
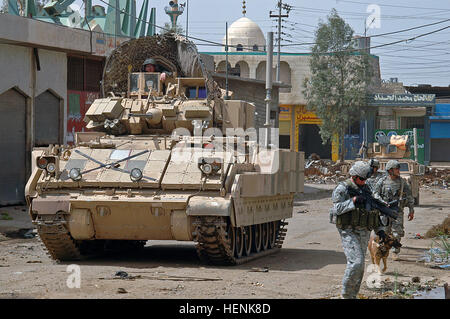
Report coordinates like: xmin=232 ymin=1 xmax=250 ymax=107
xmin=160 ymin=22 xmax=184 ymax=35
xmin=0 ymin=212 xmax=13 ymax=220
xmin=1 ymin=0 xmax=8 ymax=13
xmin=303 ymin=9 xmax=373 ymax=161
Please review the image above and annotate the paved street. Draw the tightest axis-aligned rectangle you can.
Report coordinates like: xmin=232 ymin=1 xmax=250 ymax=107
xmin=0 ymin=185 xmax=448 ymax=299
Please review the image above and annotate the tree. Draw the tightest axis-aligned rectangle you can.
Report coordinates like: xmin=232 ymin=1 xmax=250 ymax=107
xmin=303 ymin=9 xmax=373 ymax=162
xmin=160 ymin=22 xmax=184 ymax=35
xmin=1 ymin=0 xmax=9 ymax=13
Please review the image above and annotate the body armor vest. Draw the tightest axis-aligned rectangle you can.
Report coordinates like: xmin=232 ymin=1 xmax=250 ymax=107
xmin=336 ymin=180 xmax=380 ymax=231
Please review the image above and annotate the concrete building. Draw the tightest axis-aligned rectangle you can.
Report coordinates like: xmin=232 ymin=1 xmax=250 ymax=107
xmin=0 ymin=13 xmax=127 ymax=205
xmin=204 ymin=15 xmax=382 ymax=161
xmin=404 ymin=85 xmax=450 ymax=164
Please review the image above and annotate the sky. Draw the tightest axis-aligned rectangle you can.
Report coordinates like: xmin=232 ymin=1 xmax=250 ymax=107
xmin=72 ymin=0 xmax=450 ymax=87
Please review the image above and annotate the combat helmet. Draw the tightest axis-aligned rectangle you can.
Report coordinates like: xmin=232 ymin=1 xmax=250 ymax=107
xmin=386 ymin=160 xmax=400 ymax=171
xmin=143 ymin=58 xmax=157 ymax=66
xmin=369 ymin=159 xmax=380 ymax=168
xmin=349 ymin=161 xmax=371 ymax=179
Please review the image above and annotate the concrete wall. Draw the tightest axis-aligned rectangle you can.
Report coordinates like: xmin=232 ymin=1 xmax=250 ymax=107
xmin=0 ymin=44 xmax=67 ymax=144
xmin=209 ymin=52 xmax=380 ymax=107
xmin=210 ymin=53 xmax=309 ymax=105
xmin=0 ymin=44 xmax=33 ymax=97
xmin=213 ymin=75 xmax=280 ymax=131
xmin=0 ymin=13 xmax=91 ymax=54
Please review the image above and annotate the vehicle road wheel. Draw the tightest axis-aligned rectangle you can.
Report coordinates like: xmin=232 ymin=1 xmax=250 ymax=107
xmin=234 ymin=227 xmax=244 ymax=258
xmin=268 ymin=221 xmax=277 ymax=248
xmin=227 ymin=223 xmax=235 ymax=256
xmin=243 ymin=226 xmax=253 ymax=256
xmin=261 ymin=223 xmax=269 ymax=251
xmin=252 ymin=224 xmax=262 ymax=253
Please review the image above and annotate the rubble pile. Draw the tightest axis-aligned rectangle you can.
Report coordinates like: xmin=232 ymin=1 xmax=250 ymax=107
xmin=420 ymin=167 xmax=450 ymax=189
xmin=304 ymin=156 xmax=351 ymax=184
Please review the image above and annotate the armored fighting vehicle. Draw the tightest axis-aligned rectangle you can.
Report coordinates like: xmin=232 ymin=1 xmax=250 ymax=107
xmin=25 ymin=34 xmax=305 ymax=265
xmin=366 ymin=134 xmax=424 ymax=205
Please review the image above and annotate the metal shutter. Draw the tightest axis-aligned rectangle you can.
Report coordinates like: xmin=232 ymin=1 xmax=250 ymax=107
xmin=35 ymin=90 xmax=60 ymax=146
xmin=0 ymin=89 xmax=27 ymax=205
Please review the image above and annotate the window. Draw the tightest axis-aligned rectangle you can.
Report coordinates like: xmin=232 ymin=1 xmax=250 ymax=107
xmin=401 ymin=116 xmax=424 ymax=129
xmin=236 ymin=44 xmax=243 ymax=52
xmin=68 ymin=56 xmax=104 ymax=91
xmin=253 ymin=44 xmax=258 ymax=51
xmin=67 ymin=57 xmax=84 ymax=91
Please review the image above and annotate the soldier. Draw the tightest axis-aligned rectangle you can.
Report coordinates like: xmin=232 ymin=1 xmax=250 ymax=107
xmin=142 ymin=58 xmax=174 ymax=83
xmin=330 ymin=161 xmax=386 ymax=299
xmin=373 ymin=160 xmax=415 ymax=260
xmin=366 ymin=159 xmax=384 ymax=192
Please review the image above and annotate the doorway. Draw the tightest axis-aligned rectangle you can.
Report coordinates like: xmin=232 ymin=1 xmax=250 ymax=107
xmin=298 ymin=124 xmax=331 ymax=159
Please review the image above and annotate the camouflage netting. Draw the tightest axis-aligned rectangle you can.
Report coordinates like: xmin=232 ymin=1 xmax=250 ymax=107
xmin=101 ymin=33 xmax=221 ymax=101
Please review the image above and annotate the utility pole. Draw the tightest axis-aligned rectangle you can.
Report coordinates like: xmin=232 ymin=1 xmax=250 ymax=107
xmin=225 ymin=22 xmax=229 ymax=100
xmin=270 ymin=1 xmax=290 ymax=82
xmin=265 ymin=32 xmax=274 ymax=147
xmin=186 ymin=0 xmax=189 ymax=38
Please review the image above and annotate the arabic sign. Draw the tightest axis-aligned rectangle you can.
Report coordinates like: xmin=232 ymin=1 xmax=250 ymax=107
xmin=295 ymin=106 xmax=321 ymax=124
xmin=368 ymin=94 xmax=435 ymax=107
xmin=279 ymin=106 xmax=291 ymax=121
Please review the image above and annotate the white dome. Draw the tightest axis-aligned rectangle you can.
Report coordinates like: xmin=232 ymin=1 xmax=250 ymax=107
xmin=222 ymin=17 xmax=266 ymax=52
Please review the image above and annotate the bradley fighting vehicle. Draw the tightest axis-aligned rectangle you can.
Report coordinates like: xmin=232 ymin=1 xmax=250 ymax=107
xmin=25 ymin=34 xmax=305 ymax=265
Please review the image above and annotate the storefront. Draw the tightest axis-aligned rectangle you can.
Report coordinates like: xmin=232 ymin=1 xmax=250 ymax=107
xmin=366 ymin=93 xmax=435 ymax=165
xmin=279 ymin=105 xmax=338 ymax=160
xmin=430 ymin=104 xmax=450 ymax=163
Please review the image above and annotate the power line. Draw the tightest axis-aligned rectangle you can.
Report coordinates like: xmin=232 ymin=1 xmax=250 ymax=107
xmin=95 ymin=0 xmax=271 ymax=53
xmin=334 ymin=0 xmax=450 ymax=11
xmin=289 ymin=7 xmax=449 ymax=21
xmin=369 ymin=18 xmax=450 ymax=38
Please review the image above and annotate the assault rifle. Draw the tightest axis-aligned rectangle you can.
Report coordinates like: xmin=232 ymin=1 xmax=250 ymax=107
xmin=347 ymin=186 xmax=399 ymax=220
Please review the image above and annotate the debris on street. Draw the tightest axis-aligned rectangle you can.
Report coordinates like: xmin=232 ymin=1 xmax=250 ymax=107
xmin=249 ymin=267 xmax=269 ymax=273
xmin=420 ymin=168 xmax=450 ymax=188
xmin=117 ymin=288 xmax=128 ymax=294
xmin=419 ymin=247 xmax=449 ymax=269
xmin=304 ymin=157 xmax=351 ymax=184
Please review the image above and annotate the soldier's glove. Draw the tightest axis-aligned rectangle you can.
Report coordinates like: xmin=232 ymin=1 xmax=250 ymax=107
xmin=376 ymin=230 xmax=386 ymax=243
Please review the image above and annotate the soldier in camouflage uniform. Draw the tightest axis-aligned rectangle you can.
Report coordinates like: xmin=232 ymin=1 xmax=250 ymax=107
xmin=373 ymin=160 xmax=415 ymax=260
xmin=366 ymin=159 xmax=384 ymax=192
xmin=330 ymin=161 xmax=386 ymax=299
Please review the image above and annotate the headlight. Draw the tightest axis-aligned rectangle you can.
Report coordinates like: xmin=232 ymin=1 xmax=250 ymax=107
xmin=130 ymin=168 xmax=143 ymax=182
xmin=200 ymin=163 xmax=213 ymax=175
xmin=37 ymin=157 xmax=48 ymax=169
xmin=46 ymin=163 xmax=56 ymax=173
xmin=198 ymin=157 xmax=222 ymax=175
xmin=69 ymin=168 xmax=82 ymax=181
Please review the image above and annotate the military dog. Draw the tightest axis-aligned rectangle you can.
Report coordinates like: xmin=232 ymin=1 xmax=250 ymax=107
xmin=368 ymin=232 xmax=402 ymax=273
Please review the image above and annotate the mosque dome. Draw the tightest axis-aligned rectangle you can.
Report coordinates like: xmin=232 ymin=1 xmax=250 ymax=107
xmin=222 ymin=17 xmax=266 ymax=52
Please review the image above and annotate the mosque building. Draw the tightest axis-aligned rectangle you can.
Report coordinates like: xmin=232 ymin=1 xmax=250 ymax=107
xmin=203 ymin=10 xmax=382 ymax=161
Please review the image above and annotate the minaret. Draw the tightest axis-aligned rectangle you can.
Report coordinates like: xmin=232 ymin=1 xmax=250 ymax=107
xmin=164 ymin=0 xmax=184 ymax=29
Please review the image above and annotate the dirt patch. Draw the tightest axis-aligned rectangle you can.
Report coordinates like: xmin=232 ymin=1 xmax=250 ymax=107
xmin=425 ymin=216 xmax=450 ymax=238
